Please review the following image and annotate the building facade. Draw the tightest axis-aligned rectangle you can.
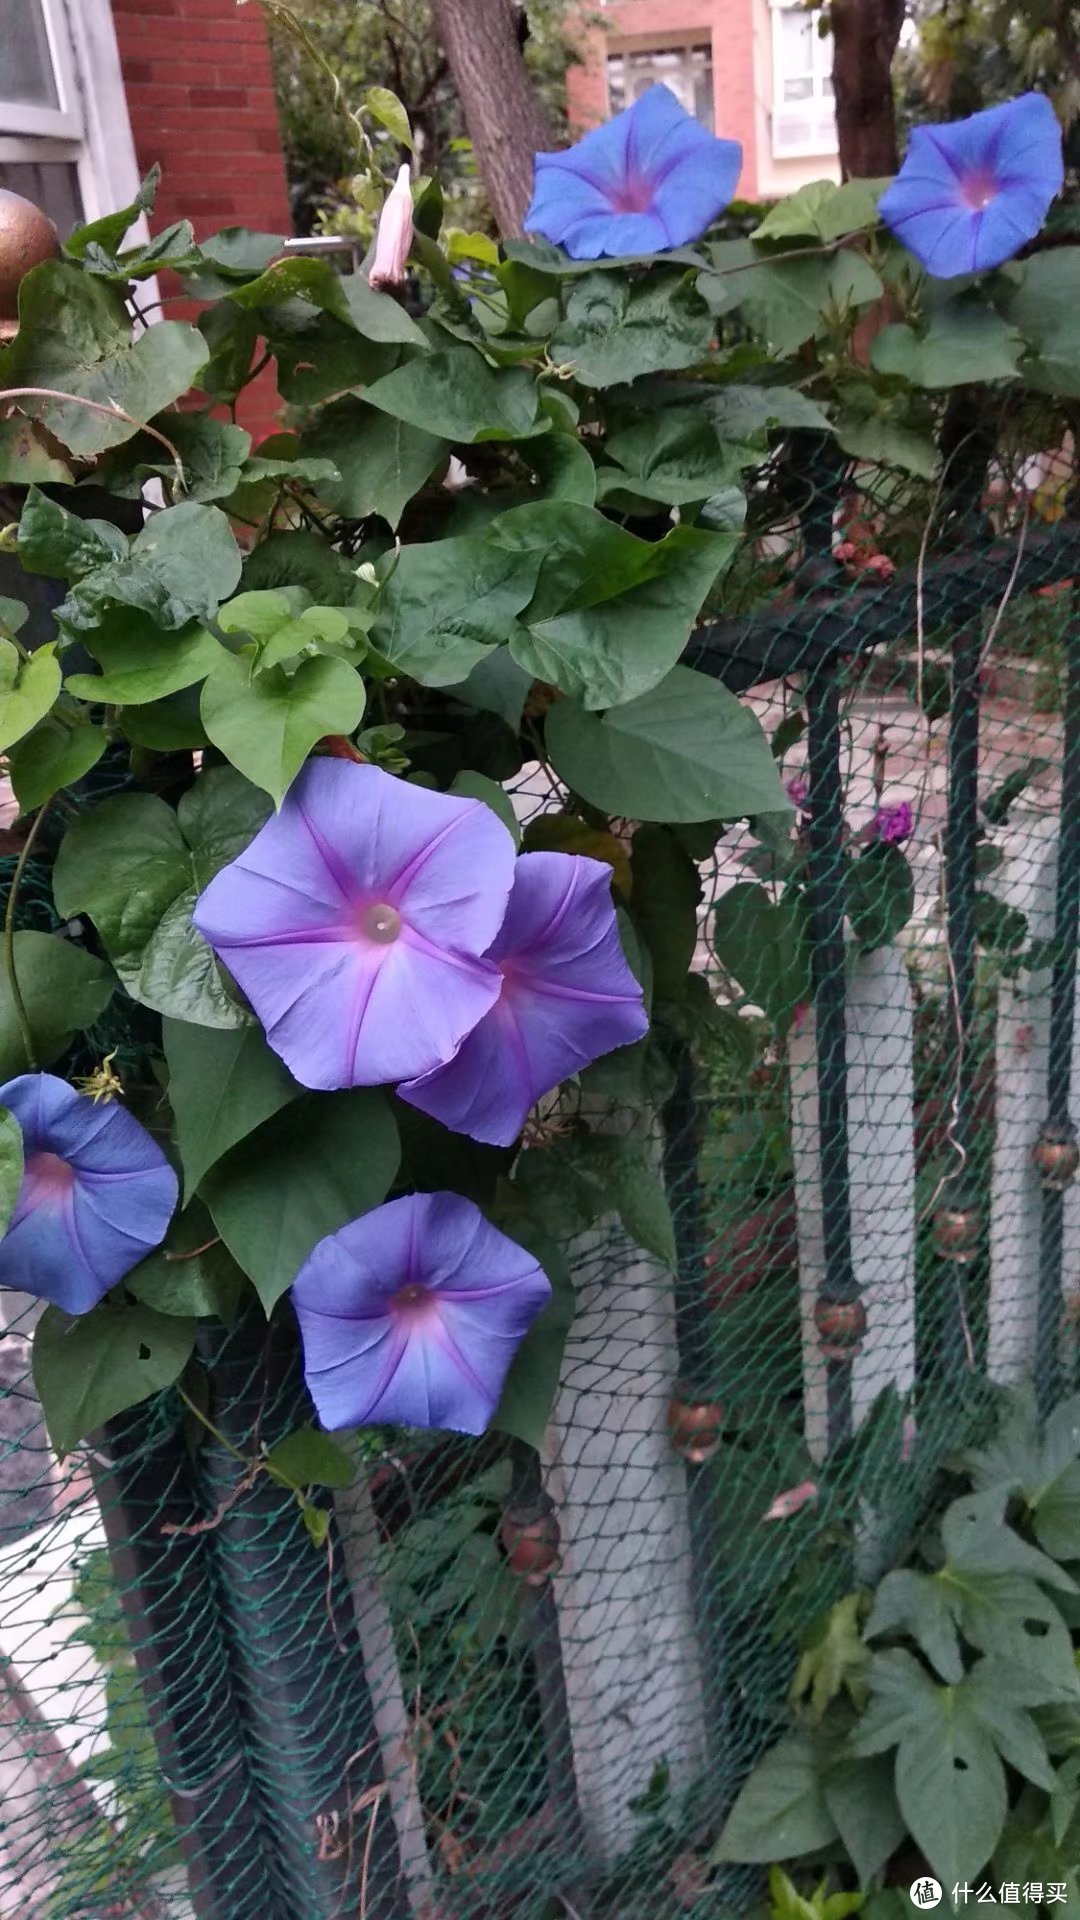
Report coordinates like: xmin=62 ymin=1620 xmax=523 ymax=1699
xmin=568 ymin=0 xmax=842 ymax=201
xmin=0 ymin=0 xmax=291 ymax=433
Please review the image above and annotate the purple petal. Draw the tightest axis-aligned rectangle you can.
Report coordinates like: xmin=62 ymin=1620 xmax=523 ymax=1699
xmin=401 ymin=853 xmax=648 ymax=1146
xmin=292 ymin=1191 xmax=551 ymax=1434
xmin=194 ymin=760 xmax=516 ymax=1089
xmin=880 ymin=93 xmax=1063 ymax=278
xmin=0 ymin=1073 xmax=178 ymax=1315
xmin=526 ymin=84 xmax=742 ymax=260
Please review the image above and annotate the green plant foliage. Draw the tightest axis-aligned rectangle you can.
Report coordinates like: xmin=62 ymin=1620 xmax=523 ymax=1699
xmin=0 ymin=1107 xmax=23 ymax=1239
xmin=0 ymin=933 xmax=113 ymax=1079
xmin=263 ymin=1424 xmax=356 ymax=1489
xmin=514 ymin=1134 xmax=677 ymax=1268
xmin=3 ymin=262 xmax=207 ymax=455
xmin=299 ymin=398 xmax=449 ymax=529
xmin=8 ymin=721 xmax=107 ymax=809
xmin=125 ymin=1201 xmax=246 ymax=1323
xmin=0 ymin=122 xmax=1059 ymax=1477
xmin=712 ymin=884 xmax=811 ymax=1034
xmin=0 ymin=641 xmax=61 ymax=751
xmin=720 ymin=1391 xmax=1080 ymax=1899
xmin=52 ymin=770 xmax=272 ymax=1028
xmin=163 ymin=1020 xmax=302 ymax=1201
xmin=200 ymin=650 xmax=365 ymax=804
xmin=200 ymin=1090 xmax=400 ymax=1311
xmin=846 ymin=844 xmax=916 ymax=954
xmin=546 ymin=667 xmax=788 ymax=822
xmin=33 ymin=1301 xmax=196 ymax=1457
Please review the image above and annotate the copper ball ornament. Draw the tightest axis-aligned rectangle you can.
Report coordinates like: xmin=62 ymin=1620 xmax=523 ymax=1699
xmin=933 ymin=1203 xmax=982 ymax=1264
xmin=1033 ymin=1126 xmax=1080 ymax=1193
xmin=813 ymin=1295 xmax=867 ymax=1360
xmin=667 ymin=1394 xmax=724 ymax=1463
xmin=0 ymin=191 xmax=59 ymax=340
xmin=500 ymin=1506 xmax=561 ymax=1585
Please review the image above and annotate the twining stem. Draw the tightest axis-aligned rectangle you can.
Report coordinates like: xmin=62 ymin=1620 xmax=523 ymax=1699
xmin=175 ymin=1381 xmax=249 ymax=1467
xmin=0 ymin=388 xmax=186 ymax=490
xmin=3 ymin=796 xmax=54 ymax=1072
xmin=710 ymin=225 xmax=873 ymax=277
xmin=175 ymin=1379 xmax=323 ymax=1504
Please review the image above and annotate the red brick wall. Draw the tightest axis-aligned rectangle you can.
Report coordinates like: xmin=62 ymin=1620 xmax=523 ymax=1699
xmin=568 ymin=0 xmax=760 ymax=201
xmin=112 ymin=0 xmax=292 ymax=441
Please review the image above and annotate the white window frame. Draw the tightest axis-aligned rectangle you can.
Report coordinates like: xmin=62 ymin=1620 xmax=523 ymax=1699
xmin=0 ymin=0 xmax=144 ymax=232
xmin=769 ymin=0 xmax=838 ymax=160
xmin=605 ymin=38 xmax=715 ymax=131
xmin=0 ymin=0 xmax=82 ymax=139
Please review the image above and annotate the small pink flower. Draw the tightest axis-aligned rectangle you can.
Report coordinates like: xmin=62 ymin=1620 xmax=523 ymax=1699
xmin=762 ymin=1479 xmax=818 ymax=1522
xmin=834 ymin=540 xmax=857 ymax=563
xmin=864 ymin=553 xmax=896 ymax=581
xmin=785 ymin=776 xmax=809 ymax=808
xmin=791 ymin=1001 xmax=811 ymax=1034
xmin=369 ymin=164 xmax=414 ymax=289
xmin=869 ymin=801 xmax=913 ymax=845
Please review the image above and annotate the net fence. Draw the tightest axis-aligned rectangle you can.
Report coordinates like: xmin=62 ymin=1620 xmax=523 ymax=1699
xmin=0 ymin=434 xmax=1076 ymax=1918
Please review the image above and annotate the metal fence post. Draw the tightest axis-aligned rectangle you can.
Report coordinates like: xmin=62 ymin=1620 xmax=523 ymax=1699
xmin=193 ymin=1309 xmax=408 ymax=1919
xmin=92 ymin=1400 xmax=286 ymax=1920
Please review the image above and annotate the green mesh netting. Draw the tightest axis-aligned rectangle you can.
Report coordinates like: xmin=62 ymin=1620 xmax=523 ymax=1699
xmin=0 ymin=446 xmax=1077 ymax=1918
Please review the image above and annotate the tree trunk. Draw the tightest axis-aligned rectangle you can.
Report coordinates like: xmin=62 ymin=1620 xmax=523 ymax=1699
xmin=830 ymin=0 xmax=906 ymax=178
xmin=431 ymin=0 xmax=554 ymax=237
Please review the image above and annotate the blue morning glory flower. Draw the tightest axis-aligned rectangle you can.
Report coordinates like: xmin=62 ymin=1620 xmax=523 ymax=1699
xmin=0 ymin=1073 xmax=178 ymax=1315
xmin=879 ymin=92 xmax=1063 ymax=278
xmin=293 ymin=1192 xmax=551 ymax=1435
xmin=525 ymin=83 xmax=742 ymax=260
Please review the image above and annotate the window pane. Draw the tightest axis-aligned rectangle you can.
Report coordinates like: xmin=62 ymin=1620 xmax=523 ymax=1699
xmin=606 ymin=44 xmax=714 ymax=130
xmin=0 ymin=0 xmax=60 ymax=110
xmin=0 ymin=159 xmax=81 ymax=235
xmin=778 ymin=8 xmax=814 ymax=78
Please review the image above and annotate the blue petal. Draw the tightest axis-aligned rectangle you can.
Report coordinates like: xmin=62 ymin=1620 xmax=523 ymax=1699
xmin=292 ymin=1192 xmax=550 ymax=1434
xmin=980 ymin=91 xmax=1064 ymax=197
xmin=525 ymin=153 xmax=611 ymax=238
xmin=556 ymin=208 xmax=672 ymax=258
xmin=623 ymin=82 xmax=710 ymax=177
xmin=0 ymin=1073 xmax=177 ymax=1314
xmin=651 ymin=143 xmax=743 ymax=249
xmin=526 ymin=83 xmax=742 ymax=259
xmin=401 ymin=854 xmax=648 ymax=1146
xmin=530 ymin=107 xmax=634 ymax=210
xmin=881 ymin=93 xmax=1063 ymax=277
xmin=971 ymin=191 xmax=1044 ymax=271
xmin=882 ymin=198 xmax=980 ymax=276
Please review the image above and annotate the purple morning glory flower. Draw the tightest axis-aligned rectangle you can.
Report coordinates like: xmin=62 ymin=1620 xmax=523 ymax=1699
xmin=869 ymin=801 xmax=914 ymax=845
xmin=0 ymin=1074 xmax=178 ymax=1316
xmin=193 ymin=760 xmax=517 ymax=1091
xmin=879 ymin=93 xmax=1063 ymax=278
xmin=292 ymin=1190 xmax=551 ymax=1434
xmin=400 ymin=851 xmax=648 ymax=1147
xmin=525 ymin=83 xmax=742 ymax=260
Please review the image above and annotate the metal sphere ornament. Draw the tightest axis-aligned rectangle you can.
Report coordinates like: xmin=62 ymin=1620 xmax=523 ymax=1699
xmin=1033 ymin=1125 xmax=1080 ymax=1193
xmin=500 ymin=1505 xmax=561 ymax=1586
xmin=0 ymin=190 xmax=59 ymax=340
xmin=667 ymin=1394 xmax=724 ymax=1463
xmin=933 ymin=1202 xmax=982 ymax=1265
xmin=813 ymin=1295 xmax=867 ymax=1360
